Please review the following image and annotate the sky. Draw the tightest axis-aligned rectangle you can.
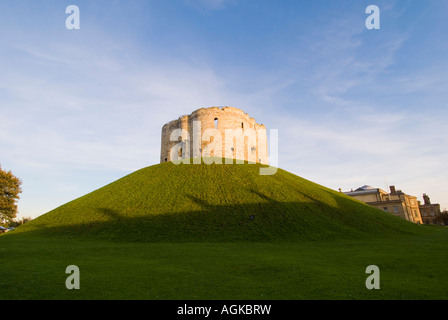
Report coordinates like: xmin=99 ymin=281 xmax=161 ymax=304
xmin=0 ymin=0 xmax=447 ymax=219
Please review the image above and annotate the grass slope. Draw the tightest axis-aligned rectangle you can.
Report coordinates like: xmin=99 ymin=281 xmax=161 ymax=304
xmin=2 ymin=161 xmax=447 ymax=300
xmin=16 ymin=160 xmax=425 ymax=242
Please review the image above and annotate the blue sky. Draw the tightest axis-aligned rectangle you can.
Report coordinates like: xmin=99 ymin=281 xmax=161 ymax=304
xmin=0 ymin=0 xmax=447 ymax=219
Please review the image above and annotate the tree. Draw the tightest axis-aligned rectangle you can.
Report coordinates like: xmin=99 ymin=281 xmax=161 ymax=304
xmin=8 ymin=216 xmax=32 ymax=228
xmin=0 ymin=165 xmax=22 ymax=226
xmin=436 ymin=211 xmax=448 ymax=226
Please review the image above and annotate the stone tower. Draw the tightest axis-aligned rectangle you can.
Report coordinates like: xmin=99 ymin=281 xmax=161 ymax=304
xmin=160 ymin=106 xmax=269 ymax=165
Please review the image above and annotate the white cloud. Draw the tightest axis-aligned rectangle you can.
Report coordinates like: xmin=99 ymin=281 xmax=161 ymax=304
xmin=0 ymin=31 xmax=237 ymax=218
xmin=269 ymin=106 xmax=448 ymax=211
xmin=184 ymin=0 xmax=234 ymax=12
xmin=2 ymin=0 xmax=448 ymax=218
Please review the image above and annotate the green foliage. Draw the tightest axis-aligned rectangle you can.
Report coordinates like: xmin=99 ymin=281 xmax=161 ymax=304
xmin=16 ymin=160 xmax=425 ymax=241
xmin=0 ymin=165 xmax=22 ymax=226
xmin=8 ymin=216 xmax=32 ymax=228
xmin=436 ymin=211 xmax=448 ymax=225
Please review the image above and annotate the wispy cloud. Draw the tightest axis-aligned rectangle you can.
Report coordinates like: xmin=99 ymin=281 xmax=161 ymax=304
xmin=184 ymin=0 xmax=235 ymax=12
xmin=0 ymin=33 xmax=235 ymax=217
xmin=0 ymin=43 xmax=231 ymax=171
xmin=1 ymin=0 xmax=447 ymax=218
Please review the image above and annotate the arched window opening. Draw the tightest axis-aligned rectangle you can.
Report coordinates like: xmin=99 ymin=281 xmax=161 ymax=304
xmin=214 ymin=118 xmax=218 ymax=129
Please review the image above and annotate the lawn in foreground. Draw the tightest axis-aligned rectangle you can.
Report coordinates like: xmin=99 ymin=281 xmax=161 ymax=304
xmin=1 ymin=228 xmax=448 ymax=300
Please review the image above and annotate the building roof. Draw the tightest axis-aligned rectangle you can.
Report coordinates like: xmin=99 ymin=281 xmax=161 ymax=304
xmin=355 ymin=185 xmax=376 ymax=191
xmin=344 ymin=185 xmax=387 ymax=197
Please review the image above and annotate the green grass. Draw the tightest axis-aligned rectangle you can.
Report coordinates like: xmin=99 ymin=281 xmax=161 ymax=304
xmin=14 ymin=160 xmax=427 ymax=242
xmin=1 ymin=160 xmax=447 ymax=300
xmin=1 ymin=230 xmax=448 ymax=300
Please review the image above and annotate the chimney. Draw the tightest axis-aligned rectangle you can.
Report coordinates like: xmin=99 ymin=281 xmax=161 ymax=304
xmin=389 ymin=186 xmax=396 ymax=194
xmin=423 ymin=193 xmax=431 ymax=205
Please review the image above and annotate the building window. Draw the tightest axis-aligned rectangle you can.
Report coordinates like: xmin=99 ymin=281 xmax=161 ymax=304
xmin=383 ymin=207 xmax=388 ymax=212
xmin=214 ymin=118 xmax=218 ymax=129
xmin=231 ymin=147 xmax=234 ymax=152
xmin=393 ymin=206 xmax=399 ymax=213
xmin=413 ymin=210 xmax=418 ymax=217
xmin=242 ymin=122 xmax=244 ymax=129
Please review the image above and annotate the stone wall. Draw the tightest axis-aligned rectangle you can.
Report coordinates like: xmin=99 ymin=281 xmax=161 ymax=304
xmin=160 ymin=106 xmax=269 ymax=164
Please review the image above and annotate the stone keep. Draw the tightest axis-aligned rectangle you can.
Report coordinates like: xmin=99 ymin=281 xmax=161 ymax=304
xmin=160 ymin=106 xmax=269 ymax=165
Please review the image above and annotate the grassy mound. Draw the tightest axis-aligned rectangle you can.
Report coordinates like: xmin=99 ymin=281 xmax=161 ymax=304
xmin=16 ymin=160 xmax=425 ymax=241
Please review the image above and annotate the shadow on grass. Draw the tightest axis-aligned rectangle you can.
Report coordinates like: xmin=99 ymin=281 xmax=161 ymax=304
xmin=10 ymin=190 xmax=426 ymax=243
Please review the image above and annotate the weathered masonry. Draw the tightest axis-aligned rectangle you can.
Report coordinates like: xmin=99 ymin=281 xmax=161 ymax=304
xmin=160 ymin=106 xmax=269 ymax=165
